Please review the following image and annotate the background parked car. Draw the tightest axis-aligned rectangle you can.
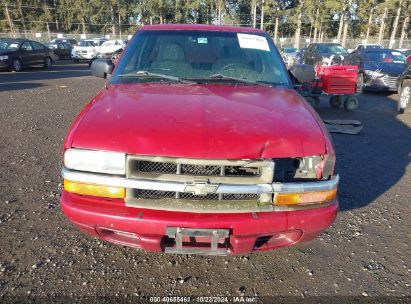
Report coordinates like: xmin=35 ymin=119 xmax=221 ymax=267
xmin=45 ymin=41 xmax=72 ymax=59
xmin=303 ymin=43 xmax=350 ymax=66
xmin=95 ymin=39 xmax=125 ymax=56
xmin=397 ymin=63 xmax=411 ymax=113
xmin=281 ymin=47 xmax=298 ymax=65
xmin=402 ymin=50 xmax=411 ymax=67
xmin=295 ymin=47 xmax=307 ymax=64
xmin=50 ymin=38 xmax=78 ymax=47
xmin=351 ymin=48 xmax=406 ymax=92
xmin=350 ymin=43 xmax=383 ymax=53
xmin=88 ymin=47 xmax=123 ymax=67
xmin=71 ymin=38 xmax=107 ymax=62
xmin=0 ymin=38 xmax=55 ymax=72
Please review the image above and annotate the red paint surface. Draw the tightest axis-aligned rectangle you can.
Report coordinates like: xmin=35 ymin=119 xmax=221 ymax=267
xmin=66 ymin=84 xmax=328 ymax=159
xmin=61 ymin=191 xmax=338 ymax=255
xmin=62 ymin=24 xmax=338 ymax=253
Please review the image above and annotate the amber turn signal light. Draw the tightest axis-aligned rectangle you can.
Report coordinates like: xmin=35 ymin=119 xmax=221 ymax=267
xmin=64 ymin=180 xmax=125 ymax=199
xmin=274 ymin=189 xmax=337 ymax=206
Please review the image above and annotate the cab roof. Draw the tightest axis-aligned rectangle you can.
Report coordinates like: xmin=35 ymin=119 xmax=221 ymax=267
xmin=139 ymin=24 xmax=265 ymax=34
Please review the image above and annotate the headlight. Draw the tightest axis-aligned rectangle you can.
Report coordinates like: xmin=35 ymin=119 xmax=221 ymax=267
xmin=364 ymin=70 xmax=384 ymax=78
xmin=0 ymin=55 xmax=8 ymax=60
xmin=64 ymin=149 xmax=125 ymax=175
xmin=281 ymin=154 xmax=335 ymax=180
xmin=321 ymin=153 xmax=336 ymax=179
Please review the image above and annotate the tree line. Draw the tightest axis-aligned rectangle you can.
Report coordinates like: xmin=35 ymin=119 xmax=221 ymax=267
xmin=1 ymin=0 xmax=410 ymax=48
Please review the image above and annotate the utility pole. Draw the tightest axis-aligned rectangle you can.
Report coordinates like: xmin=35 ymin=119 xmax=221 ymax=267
xmin=399 ymin=16 xmax=409 ymax=48
xmin=53 ymin=0 xmax=59 ymax=31
xmin=313 ymin=6 xmax=319 ymax=43
xmin=251 ymin=0 xmax=257 ymax=28
xmin=378 ymin=7 xmax=388 ymax=45
xmin=273 ymin=8 xmax=279 ymax=44
xmin=260 ymin=0 xmax=265 ymax=30
xmin=365 ymin=7 xmax=374 ymax=42
xmin=4 ymin=4 xmax=16 ymax=37
xmin=337 ymin=14 xmax=344 ymax=42
xmin=342 ymin=0 xmax=353 ymax=47
xmin=111 ymin=4 xmax=116 ymax=39
xmin=294 ymin=0 xmax=305 ymax=48
xmin=389 ymin=0 xmax=403 ymax=49
xmin=118 ymin=0 xmax=121 ymax=39
xmin=17 ymin=0 xmax=28 ymax=38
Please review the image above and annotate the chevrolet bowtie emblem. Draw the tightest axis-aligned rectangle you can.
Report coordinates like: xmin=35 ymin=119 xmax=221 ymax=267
xmin=184 ymin=180 xmax=219 ymax=195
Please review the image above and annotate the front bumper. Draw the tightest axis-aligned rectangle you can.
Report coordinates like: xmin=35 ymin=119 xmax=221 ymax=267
xmin=72 ymin=53 xmax=95 ymax=60
xmin=61 ymin=191 xmax=338 ymax=255
xmin=61 ymin=168 xmax=339 ymax=255
xmin=0 ymin=60 xmax=10 ymax=69
xmin=364 ymin=76 xmax=398 ymax=91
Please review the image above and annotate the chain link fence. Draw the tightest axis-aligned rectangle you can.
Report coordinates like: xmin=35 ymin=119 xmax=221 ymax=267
xmin=1 ymin=30 xmax=410 ymax=51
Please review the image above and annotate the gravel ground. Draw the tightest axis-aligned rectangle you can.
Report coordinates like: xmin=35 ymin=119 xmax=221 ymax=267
xmin=0 ymin=61 xmax=410 ymax=303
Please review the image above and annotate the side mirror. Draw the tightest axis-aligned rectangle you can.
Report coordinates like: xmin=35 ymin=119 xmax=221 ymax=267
xmin=90 ymin=58 xmax=114 ymax=79
xmin=289 ymin=64 xmax=315 ymax=84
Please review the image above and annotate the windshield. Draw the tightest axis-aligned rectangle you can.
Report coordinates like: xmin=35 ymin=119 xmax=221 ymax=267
xmin=364 ymin=45 xmax=383 ymax=50
xmin=79 ymin=40 xmax=96 ymax=47
xmin=284 ymin=48 xmax=297 ymax=53
xmin=317 ymin=44 xmax=347 ymax=54
xmin=112 ymin=30 xmax=290 ymax=86
xmin=364 ymin=51 xmax=405 ymax=64
xmin=0 ymin=40 xmax=20 ymax=50
xmin=102 ymin=41 xmax=115 ymax=47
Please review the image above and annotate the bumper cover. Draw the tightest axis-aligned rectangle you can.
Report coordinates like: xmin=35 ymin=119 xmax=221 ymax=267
xmin=61 ymin=191 xmax=338 ymax=255
xmin=364 ymin=77 xmax=397 ymax=91
xmin=72 ymin=53 xmax=95 ymax=60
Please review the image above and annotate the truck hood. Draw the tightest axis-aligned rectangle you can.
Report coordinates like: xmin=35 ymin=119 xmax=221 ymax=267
xmin=0 ymin=49 xmax=15 ymax=56
xmin=363 ymin=62 xmax=405 ymax=77
xmin=70 ymin=84 xmax=326 ymax=159
xmin=73 ymin=46 xmax=95 ymax=51
xmin=95 ymin=45 xmax=123 ymax=54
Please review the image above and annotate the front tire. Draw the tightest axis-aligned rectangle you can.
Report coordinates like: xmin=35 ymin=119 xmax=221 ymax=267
xmin=44 ymin=57 xmax=52 ymax=68
xmin=398 ymin=80 xmax=411 ymax=114
xmin=12 ymin=58 xmax=22 ymax=72
xmin=356 ymin=73 xmax=364 ymax=93
xmin=344 ymin=96 xmax=359 ymax=111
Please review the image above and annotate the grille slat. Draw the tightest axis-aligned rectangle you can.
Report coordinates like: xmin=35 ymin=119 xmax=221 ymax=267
xmin=135 ymin=189 xmax=259 ymax=201
xmin=136 ymin=160 xmax=260 ymax=177
xmin=382 ymin=76 xmax=397 ymax=88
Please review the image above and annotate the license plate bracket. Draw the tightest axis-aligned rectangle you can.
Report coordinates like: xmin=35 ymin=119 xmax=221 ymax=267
xmin=164 ymin=227 xmax=230 ymax=255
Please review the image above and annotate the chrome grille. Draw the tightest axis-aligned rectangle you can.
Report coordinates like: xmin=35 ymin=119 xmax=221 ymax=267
xmin=382 ymin=75 xmax=397 ymax=88
xmin=139 ymin=161 xmax=176 ymax=174
xmin=126 ymin=156 xmax=274 ymax=206
xmin=127 ymin=156 xmax=273 ymax=184
xmin=137 ymin=160 xmax=260 ymax=177
xmin=134 ymin=189 xmax=259 ymax=201
xmin=181 ymin=164 xmax=222 ymax=176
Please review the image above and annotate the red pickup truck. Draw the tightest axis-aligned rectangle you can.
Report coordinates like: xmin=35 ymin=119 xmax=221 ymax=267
xmin=61 ymin=24 xmax=339 ymax=255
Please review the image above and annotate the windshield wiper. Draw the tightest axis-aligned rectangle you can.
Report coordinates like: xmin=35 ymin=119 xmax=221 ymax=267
xmin=118 ymin=70 xmax=195 ymax=84
xmin=208 ymin=74 xmax=273 ymax=87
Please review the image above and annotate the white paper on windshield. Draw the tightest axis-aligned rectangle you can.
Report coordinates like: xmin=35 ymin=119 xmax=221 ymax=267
xmin=237 ymin=34 xmax=269 ymax=51
xmin=9 ymin=43 xmax=18 ymax=48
